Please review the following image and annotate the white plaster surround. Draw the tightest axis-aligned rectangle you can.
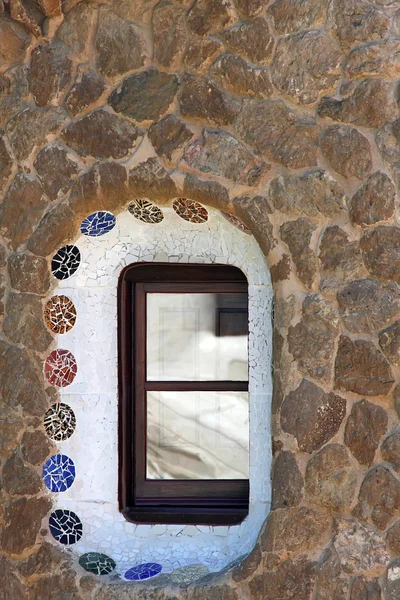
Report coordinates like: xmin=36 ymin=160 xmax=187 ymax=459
xmin=51 ymin=206 xmax=273 ymax=578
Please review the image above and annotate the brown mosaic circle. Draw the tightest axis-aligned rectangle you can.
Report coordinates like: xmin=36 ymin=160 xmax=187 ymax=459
xmin=221 ymin=212 xmax=252 ymax=235
xmin=128 ymin=198 xmax=164 ymax=224
xmin=44 ymin=295 xmax=77 ymax=334
xmin=44 ymin=403 xmax=76 ymax=441
xmin=172 ymin=198 xmax=208 ymax=224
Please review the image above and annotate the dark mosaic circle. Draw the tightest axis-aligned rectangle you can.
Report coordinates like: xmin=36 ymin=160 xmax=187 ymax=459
xmin=79 ymin=552 xmax=116 ymax=576
xmin=49 ymin=509 xmax=82 ymax=545
xmin=51 ymin=245 xmax=81 ymax=280
xmin=80 ymin=211 xmax=116 ymax=237
xmin=124 ymin=563 xmax=162 ymax=581
xmin=128 ymin=198 xmax=164 ymax=224
xmin=44 ymin=403 xmax=76 ymax=442
xmin=172 ymin=198 xmax=208 ymax=223
xmin=42 ymin=454 xmax=76 ymax=492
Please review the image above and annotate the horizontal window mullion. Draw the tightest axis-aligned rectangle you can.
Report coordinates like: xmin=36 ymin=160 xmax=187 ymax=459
xmin=144 ymin=381 xmax=248 ymax=392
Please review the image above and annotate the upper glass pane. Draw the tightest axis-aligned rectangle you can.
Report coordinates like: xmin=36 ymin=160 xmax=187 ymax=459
xmin=146 ymin=293 xmax=248 ymax=381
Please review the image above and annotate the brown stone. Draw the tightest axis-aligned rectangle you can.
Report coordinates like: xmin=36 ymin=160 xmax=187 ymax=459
xmin=222 ymin=17 xmax=274 ymax=65
xmin=236 ymin=99 xmax=319 ymax=168
xmin=288 ymin=294 xmax=339 ymax=383
xmin=281 ymin=379 xmax=346 ymax=453
xmin=2 ymin=452 xmax=42 ymax=496
xmin=184 ymin=38 xmax=222 ymax=73
xmin=318 ymin=79 xmax=398 ymax=130
xmin=394 ymin=384 xmax=400 ymax=419
xmin=232 ymin=545 xmax=262 ymax=582
xmin=0 ymin=408 xmax=23 ymax=457
xmin=380 ymin=321 xmax=400 ymax=366
xmin=152 ymin=2 xmax=187 ymax=69
xmin=109 ymin=69 xmax=179 ymax=123
xmin=18 ymin=541 xmax=64 ymax=576
xmin=184 ymin=173 xmax=230 ymax=210
xmin=387 ymin=559 xmax=400 ymax=600
xmin=280 ymin=218 xmax=317 ymax=289
xmin=338 ymin=279 xmax=400 ymax=334
xmin=350 ymin=576 xmax=382 ymax=600
xmin=305 ymin=444 xmax=357 ymax=511
xmin=34 ymin=143 xmax=79 ymax=200
xmin=187 ymin=0 xmax=235 ymax=36
xmin=249 ymin=556 xmax=316 ymax=600
xmin=320 ymin=125 xmax=372 ymax=180
xmin=107 ymin=0 xmax=159 ymax=23
xmin=271 ymin=450 xmax=303 ymax=509
xmin=0 ymin=66 xmax=29 ymax=128
xmin=335 ymin=336 xmax=394 ymax=396
xmin=1 ymin=496 xmax=51 ymax=555
xmin=129 ymin=158 xmax=177 ymax=203
xmin=315 ymin=549 xmax=348 ymax=600
xmin=28 ymin=42 xmax=72 ymax=107
xmin=376 ymin=119 xmax=400 ymax=165
xmin=180 ymin=73 xmax=240 ymax=127
xmin=0 ymin=174 xmax=47 ymax=251
xmin=62 ymin=109 xmax=142 ymax=159
xmin=334 ymin=519 xmax=389 ymax=573
xmin=21 ymin=430 xmax=52 ymax=465
xmin=329 ymin=0 xmax=390 ymax=50
xmin=28 ymin=571 xmax=81 ymax=600
xmin=148 ymin=114 xmax=194 ymax=165
xmin=65 ymin=69 xmax=106 ymax=117
xmin=349 ymin=171 xmax=395 ymax=227
xmin=38 ymin=0 xmax=62 ymax=17
xmin=319 ymin=226 xmax=364 ymax=294
xmin=211 ymin=53 xmax=273 ymax=99
xmin=232 ymin=195 xmax=275 ymax=256
xmin=381 ymin=432 xmax=400 ymax=471
xmin=98 ymin=162 xmax=129 ymax=213
xmin=5 ymin=106 xmax=67 ymax=162
xmin=346 ymin=39 xmax=400 ymax=79
xmin=3 ymin=292 xmax=53 ymax=352
xmin=233 ymin=0 xmax=263 ymax=17
xmin=0 ymin=132 xmax=12 ymax=191
xmin=387 ymin=520 xmax=400 ymax=554
xmin=8 ymin=253 xmax=50 ymax=295
xmin=183 ymin=128 xmax=269 ymax=186
xmin=271 ymin=31 xmax=342 ymax=105
xmin=356 ymin=465 xmax=400 ymax=530
xmin=268 ymin=0 xmax=327 ymax=34
xmin=95 ymin=7 xmax=146 ymax=78
xmin=0 ymin=556 xmax=25 ymax=600
xmin=269 ymin=169 xmax=347 ymax=217
xmin=0 ymin=15 xmax=31 ymax=68
xmin=56 ymin=2 xmax=94 ymax=56
xmin=270 ymin=255 xmax=291 ymax=283
xmin=360 ymin=227 xmax=400 ymax=283
xmin=27 ymin=201 xmax=79 ymax=258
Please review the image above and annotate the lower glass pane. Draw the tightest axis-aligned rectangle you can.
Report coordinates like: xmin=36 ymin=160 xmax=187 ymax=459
xmin=146 ymin=391 xmax=249 ymax=480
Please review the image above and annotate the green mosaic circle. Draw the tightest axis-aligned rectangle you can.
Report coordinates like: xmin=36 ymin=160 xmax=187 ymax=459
xmin=79 ymin=552 xmax=116 ymax=576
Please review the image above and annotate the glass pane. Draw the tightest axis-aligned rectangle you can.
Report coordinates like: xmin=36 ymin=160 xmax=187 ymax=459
xmin=146 ymin=391 xmax=249 ymax=480
xmin=146 ymin=293 xmax=248 ymax=381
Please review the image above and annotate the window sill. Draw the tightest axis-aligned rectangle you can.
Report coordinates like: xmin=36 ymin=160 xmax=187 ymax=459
xmin=122 ymin=505 xmax=248 ymax=526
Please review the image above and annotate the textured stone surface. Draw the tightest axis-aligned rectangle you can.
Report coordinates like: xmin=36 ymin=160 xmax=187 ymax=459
xmin=270 ymin=255 xmax=291 ymax=283
xmin=271 ymin=31 xmax=342 ymax=104
xmin=184 ymin=173 xmax=230 ymax=210
xmin=268 ymin=0 xmax=327 ymax=34
xmin=2 ymin=452 xmax=42 ymax=496
xmin=346 ymin=39 xmax=400 ymax=79
xmin=62 ymin=109 xmax=142 ymax=159
xmin=34 ymin=143 xmax=79 ymax=200
xmin=232 ymin=194 xmax=275 ymax=256
xmin=184 ymin=129 xmax=269 ymax=186
xmin=305 ymin=444 xmax=357 ymax=511
xmin=249 ymin=557 xmax=316 ymax=600
xmin=27 ymin=201 xmax=78 ymax=257
xmin=330 ymin=0 xmax=390 ymax=50
xmin=386 ymin=559 xmax=400 ymax=600
xmin=315 ymin=549 xmax=348 ymax=600
xmin=319 ymin=226 xmax=364 ymax=294
xmin=0 ymin=15 xmax=31 ymax=68
xmin=184 ymin=37 xmax=222 ymax=73
xmin=333 ymin=519 xmax=389 ymax=573
xmin=8 ymin=252 xmax=50 ymax=294
xmin=28 ymin=43 xmax=72 ymax=107
xmin=211 ymin=53 xmax=273 ymax=99
xmin=3 ymin=292 xmax=53 ymax=352
xmin=361 ymin=226 xmax=400 ymax=283
xmin=236 ymin=99 xmax=319 ymax=168
xmin=280 ymin=218 xmax=317 ymax=289
xmin=288 ymin=294 xmax=339 ymax=382
xmin=0 ymin=66 xmax=29 ymax=127
xmin=95 ymin=7 xmax=146 ymax=78
xmin=281 ymin=379 xmax=346 ymax=453
xmin=349 ymin=171 xmax=395 ymax=227
xmin=152 ymin=2 xmax=186 ymax=69
xmin=148 ymin=114 xmax=194 ymax=164
xmin=338 ymin=279 xmax=400 ymax=334
xmin=222 ymin=17 xmax=274 ymax=64
xmin=271 ymin=450 xmax=304 ymax=509
xmin=109 ymin=69 xmax=179 ymax=123
xmin=180 ymin=73 xmax=240 ymax=127
xmin=320 ymin=125 xmax=372 ymax=180
xmin=387 ymin=520 xmax=400 ymax=554
xmin=187 ymin=0 xmax=235 ymax=36
xmin=65 ymin=69 xmax=106 ymax=116
xmin=318 ymin=79 xmax=398 ymax=129
xmin=350 ymin=576 xmax=382 ymax=600
xmin=129 ymin=157 xmax=177 ymax=203
xmin=232 ymin=545 xmax=262 ymax=582
xmin=1 ymin=496 xmax=51 ymax=555
xmin=20 ymin=429 xmax=52 ymax=465
xmin=0 ymin=556 xmax=26 ymax=600
xmin=57 ymin=2 xmax=94 ymax=56
xmin=344 ymin=400 xmax=388 ymax=466
xmin=0 ymin=133 xmax=12 ymax=190
xmin=379 ymin=320 xmax=400 ymax=366
xmin=233 ymin=0 xmax=263 ymax=17
xmin=376 ymin=118 xmax=400 ymax=165
xmin=356 ymin=466 xmax=400 ymax=530
xmin=381 ymin=432 xmax=400 ymax=471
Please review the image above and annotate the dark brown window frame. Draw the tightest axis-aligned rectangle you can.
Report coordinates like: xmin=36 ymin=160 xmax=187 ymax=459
xmin=118 ymin=263 xmax=249 ymax=525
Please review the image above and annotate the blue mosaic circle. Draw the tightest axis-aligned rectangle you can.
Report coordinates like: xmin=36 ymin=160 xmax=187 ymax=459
xmin=124 ymin=563 xmax=162 ymax=581
xmin=42 ymin=454 xmax=76 ymax=492
xmin=80 ymin=211 xmax=116 ymax=237
xmin=49 ymin=509 xmax=82 ymax=545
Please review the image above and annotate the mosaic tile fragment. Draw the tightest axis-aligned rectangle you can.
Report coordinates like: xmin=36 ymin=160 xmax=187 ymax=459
xmin=128 ymin=198 xmax=164 ymax=224
xmin=79 ymin=552 xmax=116 ymax=576
xmin=173 ymin=198 xmax=208 ymax=223
xmin=221 ymin=211 xmax=251 ymax=235
xmin=51 ymin=245 xmax=81 ymax=280
xmin=42 ymin=454 xmax=76 ymax=492
xmin=44 ymin=403 xmax=76 ymax=441
xmin=80 ymin=211 xmax=116 ymax=237
xmin=49 ymin=509 xmax=82 ymax=545
xmin=170 ymin=564 xmax=209 ymax=583
xmin=124 ymin=563 xmax=162 ymax=581
xmin=44 ymin=295 xmax=77 ymax=334
xmin=44 ymin=349 xmax=77 ymax=387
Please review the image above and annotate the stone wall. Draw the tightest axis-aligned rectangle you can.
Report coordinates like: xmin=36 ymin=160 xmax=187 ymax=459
xmin=2 ymin=0 xmax=400 ymax=598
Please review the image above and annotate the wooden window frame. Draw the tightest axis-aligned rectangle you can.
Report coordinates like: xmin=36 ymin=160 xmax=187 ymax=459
xmin=118 ymin=263 xmax=249 ymax=525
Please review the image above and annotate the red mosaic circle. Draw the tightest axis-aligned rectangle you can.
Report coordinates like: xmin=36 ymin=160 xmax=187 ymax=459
xmin=44 ymin=349 xmax=78 ymax=387
xmin=172 ymin=198 xmax=208 ymax=224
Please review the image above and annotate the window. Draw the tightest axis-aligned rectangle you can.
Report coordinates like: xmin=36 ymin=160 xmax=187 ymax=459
xmin=118 ymin=263 xmax=249 ymax=525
